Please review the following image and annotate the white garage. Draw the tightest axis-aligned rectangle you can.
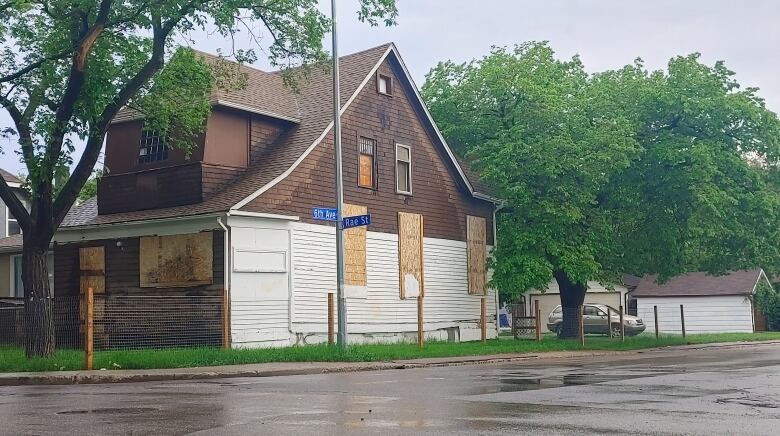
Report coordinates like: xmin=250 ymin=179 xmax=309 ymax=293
xmin=527 ymin=280 xmax=630 ymax=333
xmin=632 ymin=269 xmax=770 ymax=334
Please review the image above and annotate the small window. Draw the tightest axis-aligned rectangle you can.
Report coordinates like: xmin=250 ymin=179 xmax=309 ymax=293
xmin=395 ymin=143 xmax=412 ymax=194
xmin=358 ymin=137 xmax=376 ymax=188
xmin=6 ymin=207 xmax=20 ymax=236
xmin=138 ymin=130 xmax=169 ymax=164
xmin=377 ymin=73 xmax=392 ymax=96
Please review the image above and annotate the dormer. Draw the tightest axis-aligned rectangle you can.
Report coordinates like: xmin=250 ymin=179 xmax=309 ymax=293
xmin=97 ymin=106 xmax=295 ymax=215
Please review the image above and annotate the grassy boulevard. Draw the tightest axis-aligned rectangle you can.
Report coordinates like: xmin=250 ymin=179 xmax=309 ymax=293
xmin=2 ymin=332 xmax=780 ymax=373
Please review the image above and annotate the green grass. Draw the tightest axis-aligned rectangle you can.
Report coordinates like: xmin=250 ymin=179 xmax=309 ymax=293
xmin=2 ymin=332 xmax=780 ymax=373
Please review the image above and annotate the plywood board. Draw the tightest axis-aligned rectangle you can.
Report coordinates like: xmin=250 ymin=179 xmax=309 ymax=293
xmin=140 ymin=232 xmax=213 ymax=288
xmin=398 ymin=212 xmax=424 ymax=299
xmin=79 ymin=246 xmax=105 ymax=294
xmin=344 ymin=203 xmax=367 ymax=287
xmin=467 ymin=215 xmax=487 ymax=295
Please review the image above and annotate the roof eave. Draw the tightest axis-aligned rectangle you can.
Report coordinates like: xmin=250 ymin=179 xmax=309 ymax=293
xmin=110 ymin=101 xmax=301 ymax=126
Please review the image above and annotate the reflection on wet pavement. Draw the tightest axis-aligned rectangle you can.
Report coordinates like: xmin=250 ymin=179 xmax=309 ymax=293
xmin=1 ymin=343 xmax=780 ymax=435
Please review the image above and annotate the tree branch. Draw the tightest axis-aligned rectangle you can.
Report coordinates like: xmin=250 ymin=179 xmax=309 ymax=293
xmin=0 ymin=177 xmax=31 ymax=233
xmin=0 ymin=50 xmax=71 ymax=83
xmin=0 ymin=91 xmax=36 ymax=173
xmin=53 ymin=13 xmax=175 ymax=225
xmin=44 ymin=0 xmax=114 ymax=173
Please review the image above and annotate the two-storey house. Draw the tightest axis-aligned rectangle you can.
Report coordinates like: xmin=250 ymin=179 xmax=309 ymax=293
xmin=55 ymin=44 xmax=501 ymax=347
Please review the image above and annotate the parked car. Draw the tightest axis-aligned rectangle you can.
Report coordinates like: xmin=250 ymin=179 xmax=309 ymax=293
xmin=547 ymin=304 xmax=646 ymax=337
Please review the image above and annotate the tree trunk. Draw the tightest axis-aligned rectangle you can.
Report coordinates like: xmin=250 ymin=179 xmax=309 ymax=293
xmin=554 ymin=270 xmax=587 ymax=339
xmin=22 ymin=236 xmax=54 ymax=357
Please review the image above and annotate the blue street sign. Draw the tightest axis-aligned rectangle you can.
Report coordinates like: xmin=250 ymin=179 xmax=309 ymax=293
xmin=342 ymin=214 xmax=371 ymax=229
xmin=312 ymin=207 xmax=338 ymax=221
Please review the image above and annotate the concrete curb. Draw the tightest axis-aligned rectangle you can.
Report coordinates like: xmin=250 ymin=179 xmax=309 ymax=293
xmin=2 ymin=340 xmax=779 ymax=387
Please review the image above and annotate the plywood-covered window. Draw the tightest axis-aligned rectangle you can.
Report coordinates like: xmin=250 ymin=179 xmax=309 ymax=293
xmin=467 ymin=215 xmax=487 ymax=295
xmin=140 ymin=232 xmax=213 ymax=287
xmin=345 ymin=204 xmax=368 ymax=289
xmin=398 ymin=212 xmax=424 ymax=299
xmin=396 ymin=143 xmax=412 ymax=195
xmin=358 ymin=137 xmax=376 ymax=189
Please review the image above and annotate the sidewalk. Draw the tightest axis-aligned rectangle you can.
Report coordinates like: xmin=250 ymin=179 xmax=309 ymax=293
xmin=2 ymin=340 xmax=778 ymax=386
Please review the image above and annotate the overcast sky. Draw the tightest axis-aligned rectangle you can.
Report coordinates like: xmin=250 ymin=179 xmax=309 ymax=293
xmin=3 ymin=0 xmax=779 ymax=176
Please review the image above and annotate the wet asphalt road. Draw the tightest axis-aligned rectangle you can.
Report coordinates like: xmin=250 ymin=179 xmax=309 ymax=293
xmin=2 ymin=343 xmax=780 ymax=435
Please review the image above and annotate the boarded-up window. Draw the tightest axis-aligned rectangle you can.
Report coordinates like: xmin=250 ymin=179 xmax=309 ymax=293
xmin=467 ymin=215 xmax=487 ymax=295
xmin=344 ymin=204 xmax=367 ymax=287
xmin=79 ymin=246 xmax=105 ymax=294
xmin=140 ymin=232 xmax=213 ymax=288
xmin=398 ymin=212 xmax=424 ymax=299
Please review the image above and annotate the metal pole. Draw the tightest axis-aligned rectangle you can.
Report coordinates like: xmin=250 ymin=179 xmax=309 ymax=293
xmin=680 ymin=304 xmax=686 ymax=338
xmin=619 ymin=305 xmax=625 ymax=342
xmin=331 ymin=0 xmax=347 ymax=347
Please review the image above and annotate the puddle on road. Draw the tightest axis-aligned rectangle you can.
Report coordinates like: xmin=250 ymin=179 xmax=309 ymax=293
xmin=487 ymin=372 xmax=669 ymax=393
xmin=57 ymin=407 xmax=158 ymax=415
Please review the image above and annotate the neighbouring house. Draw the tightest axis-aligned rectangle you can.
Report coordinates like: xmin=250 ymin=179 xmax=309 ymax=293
xmin=0 ymin=169 xmax=55 ymax=299
xmin=526 ymin=279 xmax=631 ymax=333
xmin=54 ymin=43 xmax=502 ymax=348
xmin=631 ymin=269 xmax=771 ymax=334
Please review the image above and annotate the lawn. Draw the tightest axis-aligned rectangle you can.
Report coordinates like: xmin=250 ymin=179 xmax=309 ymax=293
xmin=2 ymin=332 xmax=780 ymax=373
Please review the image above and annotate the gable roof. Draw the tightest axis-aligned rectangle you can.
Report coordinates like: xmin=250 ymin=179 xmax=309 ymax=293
xmin=61 ymin=43 xmax=497 ymax=229
xmin=0 ymin=234 xmax=22 ymax=254
xmin=1 ymin=168 xmax=21 ymax=186
xmin=631 ymin=269 xmax=768 ymax=298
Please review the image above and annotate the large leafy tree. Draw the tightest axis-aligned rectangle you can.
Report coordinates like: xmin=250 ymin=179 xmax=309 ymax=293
xmin=0 ymin=0 xmax=398 ymax=357
xmin=423 ymin=43 xmax=780 ymax=338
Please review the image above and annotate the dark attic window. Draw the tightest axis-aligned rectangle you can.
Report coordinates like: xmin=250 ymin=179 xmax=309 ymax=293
xmin=138 ymin=130 xmax=169 ymax=164
xmin=377 ymin=73 xmax=392 ymax=96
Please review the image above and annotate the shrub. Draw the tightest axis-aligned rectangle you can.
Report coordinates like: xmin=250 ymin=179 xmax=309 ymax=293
xmin=755 ymin=283 xmax=780 ymax=331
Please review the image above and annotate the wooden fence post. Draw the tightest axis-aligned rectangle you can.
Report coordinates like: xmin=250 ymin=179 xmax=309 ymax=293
xmin=417 ymin=296 xmax=424 ymax=348
xmin=680 ymin=304 xmax=686 ymax=338
xmin=606 ymin=306 xmax=612 ymax=339
xmin=534 ymin=300 xmax=541 ymax=341
xmin=328 ymin=293 xmax=335 ymax=346
xmin=223 ymin=289 xmax=231 ymax=349
xmin=480 ymin=297 xmax=487 ymax=342
xmin=654 ymin=305 xmax=659 ymax=339
xmin=84 ymin=287 xmax=94 ymax=371
xmin=579 ymin=305 xmax=585 ymax=347
xmin=619 ymin=305 xmax=625 ymax=342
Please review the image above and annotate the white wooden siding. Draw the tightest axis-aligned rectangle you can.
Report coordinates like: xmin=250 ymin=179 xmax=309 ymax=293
xmin=636 ymin=296 xmax=754 ymax=334
xmin=228 ymin=217 xmax=292 ymax=347
xmin=291 ymin=222 xmax=496 ymax=342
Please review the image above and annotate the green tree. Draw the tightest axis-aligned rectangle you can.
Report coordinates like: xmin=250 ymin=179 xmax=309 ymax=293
xmin=78 ymin=168 xmax=103 ymax=202
xmin=0 ymin=0 xmax=398 ymax=357
xmin=423 ymin=43 xmax=780 ymax=338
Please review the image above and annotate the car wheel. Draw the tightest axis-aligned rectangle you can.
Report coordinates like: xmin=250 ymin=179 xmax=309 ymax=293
xmin=610 ymin=324 xmax=622 ymax=338
xmin=554 ymin=324 xmax=563 ymax=338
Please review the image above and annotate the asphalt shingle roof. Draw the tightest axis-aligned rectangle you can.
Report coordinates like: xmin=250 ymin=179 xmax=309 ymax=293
xmin=0 ymin=168 xmax=21 ymax=185
xmin=63 ymin=43 xmax=494 ymax=228
xmin=631 ymin=269 xmax=765 ymax=297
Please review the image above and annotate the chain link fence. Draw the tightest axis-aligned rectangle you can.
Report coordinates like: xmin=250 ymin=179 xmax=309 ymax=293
xmin=0 ymin=293 xmax=228 ymax=351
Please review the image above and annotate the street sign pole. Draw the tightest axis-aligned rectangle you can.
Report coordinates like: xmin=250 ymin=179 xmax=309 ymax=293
xmin=331 ymin=0 xmax=348 ymax=347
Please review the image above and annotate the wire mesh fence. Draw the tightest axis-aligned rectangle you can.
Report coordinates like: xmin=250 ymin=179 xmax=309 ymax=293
xmin=0 ymin=296 xmax=81 ymax=349
xmin=0 ymin=293 xmax=228 ymax=352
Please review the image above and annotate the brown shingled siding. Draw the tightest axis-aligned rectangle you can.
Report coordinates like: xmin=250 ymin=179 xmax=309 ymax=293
xmin=250 ymin=116 xmax=289 ymax=166
xmin=241 ymin=57 xmax=494 ymax=244
xmin=53 ymin=231 xmax=224 ymax=297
